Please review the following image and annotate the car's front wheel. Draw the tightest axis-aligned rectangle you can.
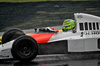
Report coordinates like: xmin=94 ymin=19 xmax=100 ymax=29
xmin=11 ymin=35 xmax=38 ymax=62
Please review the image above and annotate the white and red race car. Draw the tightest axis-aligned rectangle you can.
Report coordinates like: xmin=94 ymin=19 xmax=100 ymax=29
xmin=0 ymin=13 xmax=100 ymax=62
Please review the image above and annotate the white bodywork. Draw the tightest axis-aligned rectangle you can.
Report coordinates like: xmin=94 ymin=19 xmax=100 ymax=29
xmin=0 ymin=40 xmax=14 ymax=59
xmin=49 ymin=13 xmax=100 ymax=52
xmin=0 ymin=13 xmax=100 ymax=59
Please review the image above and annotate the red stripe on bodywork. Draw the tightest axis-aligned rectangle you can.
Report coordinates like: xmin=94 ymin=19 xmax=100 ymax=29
xmin=28 ymin=33 xmax=54 ymax=43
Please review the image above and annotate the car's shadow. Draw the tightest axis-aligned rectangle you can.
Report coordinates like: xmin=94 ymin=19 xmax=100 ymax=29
xmin=14 ymin=62 xmax=39 ymax=66
xmin=0 ymin=59 xmax=68 ymax=66
xmin=0 ymin=59 xmax=39 ymax=66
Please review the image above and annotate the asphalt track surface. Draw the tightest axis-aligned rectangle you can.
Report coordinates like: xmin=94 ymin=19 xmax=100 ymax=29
xmin=0 ymin=58 xmax=100 ymax=66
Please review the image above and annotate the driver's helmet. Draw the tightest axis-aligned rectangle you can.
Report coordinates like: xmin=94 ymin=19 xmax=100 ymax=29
xmin=62 ymin=19 xmax=75 ymax=32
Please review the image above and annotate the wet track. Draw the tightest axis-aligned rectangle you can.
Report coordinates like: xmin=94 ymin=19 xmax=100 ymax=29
xmin=0 ymin=59 xmax=100 ymax=66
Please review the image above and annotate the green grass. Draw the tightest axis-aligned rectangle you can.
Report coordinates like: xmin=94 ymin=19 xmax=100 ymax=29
xmin=0 ymin=0 xmax=99 ymax=2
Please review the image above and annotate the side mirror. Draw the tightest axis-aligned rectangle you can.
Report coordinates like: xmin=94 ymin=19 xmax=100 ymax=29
xmin=72 ymin=29 xmax=76 ymax=33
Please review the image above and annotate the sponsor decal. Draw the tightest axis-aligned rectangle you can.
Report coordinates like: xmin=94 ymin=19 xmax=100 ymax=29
xmin=0 ymin=49 xmax=10 ymax=58
xmin=77 ymin=15 xmax=83 ymax=19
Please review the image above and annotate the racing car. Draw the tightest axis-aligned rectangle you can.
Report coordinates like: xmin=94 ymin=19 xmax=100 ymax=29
xmin=0 ymin=13 xmax=100 ymax=62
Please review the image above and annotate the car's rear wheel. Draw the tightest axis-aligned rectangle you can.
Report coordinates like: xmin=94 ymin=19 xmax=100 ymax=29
xmin=11 ymin=35 xmax=38 ymax=62
xmin=2 ymin=28 xmax=25 ymax=44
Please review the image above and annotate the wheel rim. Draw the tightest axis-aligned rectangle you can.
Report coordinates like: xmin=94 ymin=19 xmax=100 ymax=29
xmin=17 ymin=40 xmax=34 ymax=57
xmin=19 ymin=43 xmax=32 ymax=56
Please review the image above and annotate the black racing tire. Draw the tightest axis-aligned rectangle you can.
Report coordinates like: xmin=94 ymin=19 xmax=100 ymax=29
xmin=11 ymin=35 xmax=38 ymax=62
xmin=2 ymin=28 xmax=25 ymax=44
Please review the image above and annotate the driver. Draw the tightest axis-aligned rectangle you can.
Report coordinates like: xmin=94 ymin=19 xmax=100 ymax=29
xmin=54 ymin=19 xmax=76 ymax=32
xmin=43 ymin=19 xmax=76 ymax=33
xmin=62 ymin=19 xmax=76 ymax=32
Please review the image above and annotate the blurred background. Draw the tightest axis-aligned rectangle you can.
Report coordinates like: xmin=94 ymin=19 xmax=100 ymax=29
xmin=0 ymin=0 xmax=100 ymax=32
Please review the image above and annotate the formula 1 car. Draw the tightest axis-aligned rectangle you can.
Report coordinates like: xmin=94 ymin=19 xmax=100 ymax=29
xmin=0 ymin=13 xmax=100 ymax=62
